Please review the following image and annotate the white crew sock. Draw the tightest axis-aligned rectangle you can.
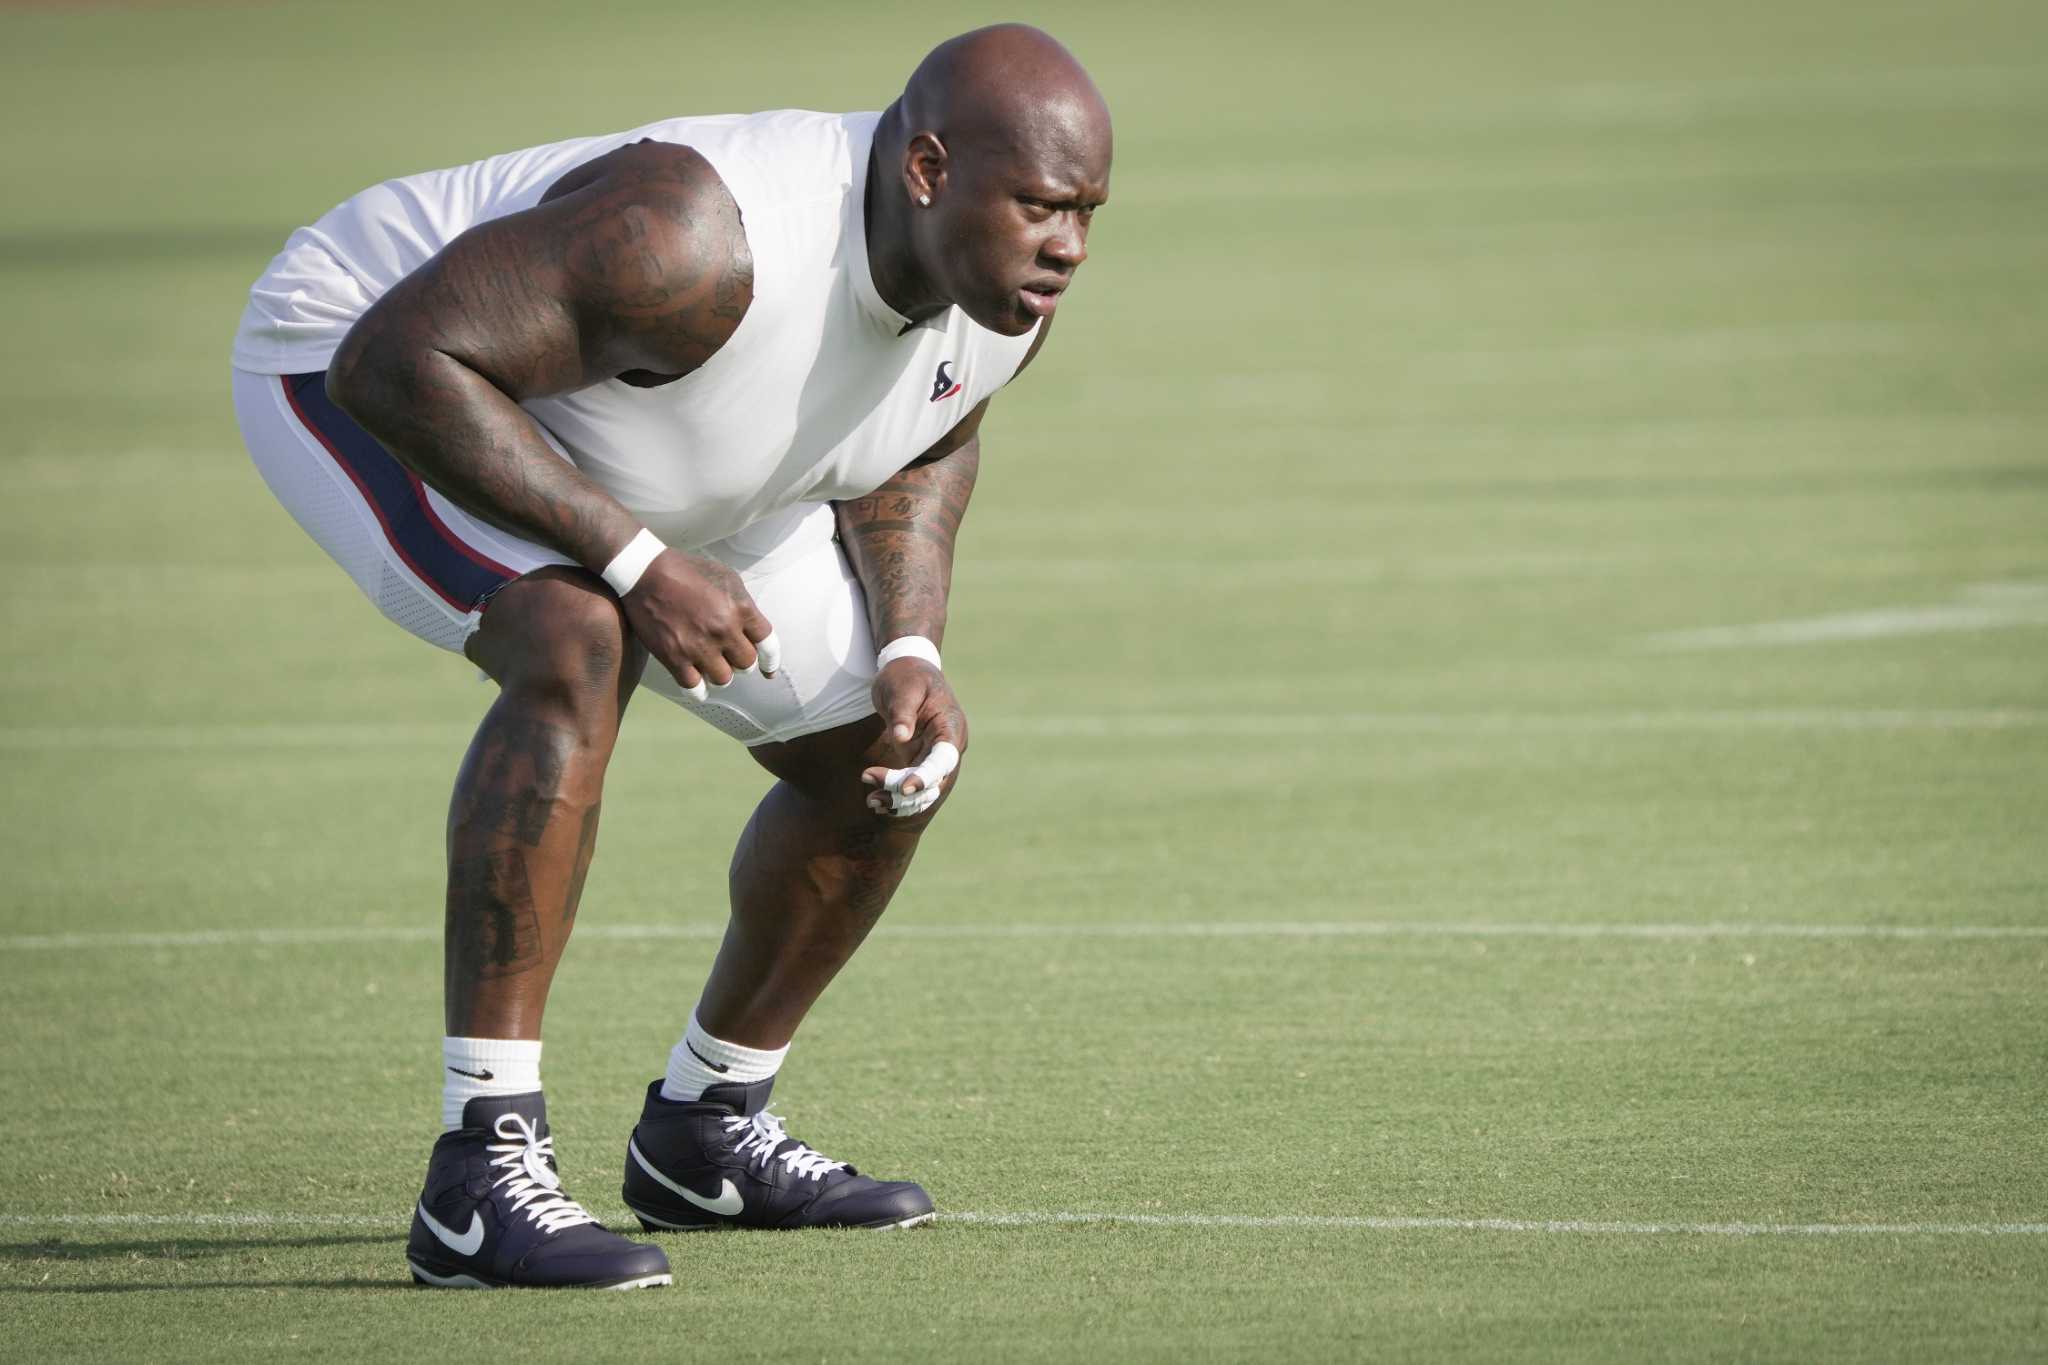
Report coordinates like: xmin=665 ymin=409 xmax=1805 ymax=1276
xmin=441 ymin=1036 xmax=543 ymax=1130
xmin=661 ymin=1010 xmax=788 ymax=1102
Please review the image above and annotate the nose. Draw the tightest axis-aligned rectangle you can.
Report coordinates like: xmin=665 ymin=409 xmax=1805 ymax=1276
xmin=1043 ymin=218 xmax=1088 ymax=270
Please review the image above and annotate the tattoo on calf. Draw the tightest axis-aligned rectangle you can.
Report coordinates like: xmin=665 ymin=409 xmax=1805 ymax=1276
xmin=444 ymin=714 xmax=581 ymax=980
xmin=447 ymin=850 xmax=543 ymax=977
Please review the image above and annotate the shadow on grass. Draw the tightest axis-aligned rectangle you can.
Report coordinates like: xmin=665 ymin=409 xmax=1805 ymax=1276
xmin=4 ymin=1232 xmax=409 ymax=1291
xmin=3 ymin=1233 xmax=392 ymax=1264
xmin=10 ymin=1278 xmax=402 ymax=1293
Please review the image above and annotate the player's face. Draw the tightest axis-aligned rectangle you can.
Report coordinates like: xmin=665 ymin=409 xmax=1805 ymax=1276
xmin=937 ymin=128 xmax=1111 ymax=336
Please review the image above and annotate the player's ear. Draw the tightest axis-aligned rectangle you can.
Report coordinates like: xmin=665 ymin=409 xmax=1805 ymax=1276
xmin=902 ymin=131 xmax=947 ymax=206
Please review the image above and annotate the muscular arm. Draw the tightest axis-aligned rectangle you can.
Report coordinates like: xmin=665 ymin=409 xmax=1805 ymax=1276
xmin=837 ymin=413 xmax=980 ymax=810
xmin=324 ymin=141 xmax=751 ymax=569
xmin=837 ymin=327 xmax=1052 ymax=812
xmin=834 ymin=407 xmax=983 ymax=649
xmin=327 ymin=141 xmax=774 ymax=692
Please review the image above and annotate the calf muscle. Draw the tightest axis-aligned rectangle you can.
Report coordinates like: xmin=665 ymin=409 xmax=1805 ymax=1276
xmin=441 ymin=573 xmax=642 ymax=1038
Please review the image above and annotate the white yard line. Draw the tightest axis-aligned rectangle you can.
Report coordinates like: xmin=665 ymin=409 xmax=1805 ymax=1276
xmin=992 ymin=710 xmax=2048 ymax=737
xmin=1645 ymin=583 xmax=2048 ymax=650
xmin=946 ymin=1212 xmax=2048 ymax=1237
xmin=3 ymin=1210 xmax=2042 ymax=1238
xmin=7 ymin=919 xmax=2043 ymax=953
xmin=884 ymin=921 xmax=2048 ymax=941
xmin=4 ymin=709 xmax=2044 ymax=753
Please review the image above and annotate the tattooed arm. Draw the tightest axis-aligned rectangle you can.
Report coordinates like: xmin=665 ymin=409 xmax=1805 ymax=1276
xmin=324 ymin=140 xmax=773 ymax=692
xmin=835 ymin=324 xmax=1048 ymax=810
xmin=836 ymin=407 xmax=984 ymax=654
xmin=836 ymin=321 xmax=1051 ymax=651
xmin=836 ymin=412 xmax=982 ymax=812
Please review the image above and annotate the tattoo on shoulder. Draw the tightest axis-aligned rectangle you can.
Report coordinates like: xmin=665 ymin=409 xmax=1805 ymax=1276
xmin=555 ymin=144 xmax=754 ymax=379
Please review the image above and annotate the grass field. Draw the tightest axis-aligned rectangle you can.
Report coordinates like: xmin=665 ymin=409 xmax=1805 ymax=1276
xmin=4 ymin=0 xmax=2047 ymax=1358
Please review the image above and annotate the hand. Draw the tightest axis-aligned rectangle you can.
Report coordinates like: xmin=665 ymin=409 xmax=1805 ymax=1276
xmin=618 ymin=549 xmax=778 ymax=699
xmin=862 ymin=659 xmax=968 ymax=817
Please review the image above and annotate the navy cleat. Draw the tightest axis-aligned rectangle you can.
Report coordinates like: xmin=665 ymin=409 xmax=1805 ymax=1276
xmin=621 ymin=1077 xmax=935 ymax=1232
xmin=407 ymin=1092 xmax=672 ymax=1290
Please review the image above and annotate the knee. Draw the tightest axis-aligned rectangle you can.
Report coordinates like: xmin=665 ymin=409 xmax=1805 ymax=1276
xmin=468 ymin=570 xmax=644 ymax=731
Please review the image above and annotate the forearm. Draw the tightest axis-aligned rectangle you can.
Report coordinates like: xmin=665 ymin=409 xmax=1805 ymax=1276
xmin=834 ymin=437 xmax=980 ymax=648
xmin=327 ymin=341 xmax=641 ymax=571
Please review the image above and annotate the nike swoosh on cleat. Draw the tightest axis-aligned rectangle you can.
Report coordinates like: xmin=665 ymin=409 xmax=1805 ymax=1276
xmin=416 ymin=1202 xmax=486 ymax=1256
xmin=629 ymin=1140 xmax=745 ymax=1217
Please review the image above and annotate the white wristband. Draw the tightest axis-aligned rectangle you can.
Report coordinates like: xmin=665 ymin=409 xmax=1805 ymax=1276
xmin=600 ymin=529 xmax=665 ymax=597
xmin=876 ymin=635 xmax=942 ymax=671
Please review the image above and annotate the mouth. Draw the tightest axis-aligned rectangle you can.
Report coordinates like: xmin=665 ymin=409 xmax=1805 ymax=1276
xmin=1018 ymin=278 xmax=1066 ymax=318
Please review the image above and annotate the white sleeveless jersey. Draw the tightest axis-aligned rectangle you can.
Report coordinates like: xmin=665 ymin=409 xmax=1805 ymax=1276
xmin=232 ymin=110 xmax=1038 ymax=554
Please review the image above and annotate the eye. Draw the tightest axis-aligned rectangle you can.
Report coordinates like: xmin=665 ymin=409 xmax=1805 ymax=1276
xmin=1017 ymin=197 xmax=1055 ymax=221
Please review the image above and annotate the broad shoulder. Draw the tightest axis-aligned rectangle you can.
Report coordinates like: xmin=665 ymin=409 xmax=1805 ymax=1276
xmin=540 ymin=138 xmax=728 ymax=212
xmin=540 ymin=140 xmax=754 ymax=382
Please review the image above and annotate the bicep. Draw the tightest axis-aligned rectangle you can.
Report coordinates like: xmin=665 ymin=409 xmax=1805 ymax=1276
xmin=338 ymin=144 xmax=750 ymax=401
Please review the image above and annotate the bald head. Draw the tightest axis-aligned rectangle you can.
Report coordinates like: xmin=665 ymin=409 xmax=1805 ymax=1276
xmin=899 ymin=24 xmax=1112 ymax=166
xmin=870 ymin=25 xmax=1112 ymax=336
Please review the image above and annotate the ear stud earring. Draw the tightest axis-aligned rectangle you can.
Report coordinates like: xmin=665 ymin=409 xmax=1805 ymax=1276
xmin=918 ymin=194 xmax=931 ymax=207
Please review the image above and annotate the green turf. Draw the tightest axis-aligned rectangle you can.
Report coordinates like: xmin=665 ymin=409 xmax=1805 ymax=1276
xmin=4 ymin=0 xmax=2046 ymax=1359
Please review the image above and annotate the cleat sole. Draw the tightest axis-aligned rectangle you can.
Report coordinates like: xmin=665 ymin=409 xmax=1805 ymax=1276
xmin=409 ymin=1260 xmax=497 ymax=1289
xmin=408 ymin=1258 xmax=672 ymax=1291
xmin=604 ymin=1273 xmax=674 ymax=1291
xmin=625 ymin=1199 xmax=937 ymax=1233
xmin=629 ymin=1204 xmax=721 ymax=1233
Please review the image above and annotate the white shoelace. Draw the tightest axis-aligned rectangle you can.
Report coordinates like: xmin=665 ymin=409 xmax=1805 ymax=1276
xmin=722 ymin=1110 xmax=848 ymax=1181
xmin=486 ymin=1114 xmax=598 ymax=1234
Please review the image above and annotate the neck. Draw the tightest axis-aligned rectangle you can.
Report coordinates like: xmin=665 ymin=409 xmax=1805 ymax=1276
xmin=864 ymin=104 xmax=951 ymax=325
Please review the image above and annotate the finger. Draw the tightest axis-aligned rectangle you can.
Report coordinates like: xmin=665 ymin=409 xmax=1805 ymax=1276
xmin=719 ymin=634 xmax=758 ymax=678
xmin=670 ymin=662 xmax=708 ymax=704
xmin=740 ymin=607 xmax=777 ymax=677
xmin=884 ymin=689 xmax=923 ymax=746
xmin=871 ymin=774 xmax=915 ymax=813
xmin=872 ymin=738 xmax=962 ymax=804
xmin=696 ymin=651 xmax=735 ymax=688
xmin=906 ymin=740 xmax=961 ymax=793
xmin=865 ymin=758 xmax=943 ymax=817
xmin=884 ymin=782 xmax=944 ymax=819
